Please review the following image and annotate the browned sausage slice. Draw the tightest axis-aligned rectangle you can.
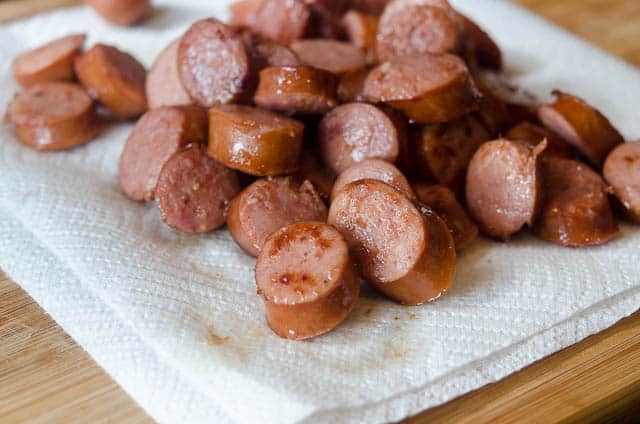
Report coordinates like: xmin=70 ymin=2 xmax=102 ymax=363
xmin=5 ymin=82 xmax=101 ymax=151
xmin=255 ymin=221 xmax=359 ymax=340
xmin=227 ymin=177 xmax=328 ymax=256
xmin=603 ymin=141 xmax=640 ymax=223
xmin=331 ymin=159 xmax=414 ymax=201
xmin=12 ymin=34 xmax=86 ymax=87
xmin=118 ymin=106 xmax=208 ymax=202
xmin=466 ymin=139 xmax=543 ymax=240
xmin=337 ymin=68 xmax=369 ymax=103
xmin=251 ymin=0 xmax=312 ymax=44
xmin=85 ymin=0 xmax=152 ymax=26
xmin=254 ymin=66 xmax=338 ymax=115
xmin=329 ymin=179 xmax=455 ymax=305
xmin=208 ymin=105 xmax=304 ymax=176
xmin=319 ymin=103 xmax=401 ymax=174
xmin=74 ymin=43 xmax=147 ymax=119
xmin=506 ymin=121 xmax=573 ymax=158
xmin=155 ymin=144 xmax=240 ymax=233
xmin=459 ymin=13 xmax=502 ymax=70
xmin=413 ymin=115 xmax=490 ymax=189
xmin=375 ymin=1 xmax=461 ymax=62
xmin=178 ymin=18 xmax=250 ymax=107
xmin=535 ymin=156 xmax=619 ymax=246
xmin=537 ymin=91 xmax=623 ymax=167
xmin=145 ymin=39 xmax=192 ymax=109
xmin=363 ymin=53 xmax=478 ymax=123
xmin=413 ymin=182 xmax=478 ymax=250
xmin=290 ymin=40 xmax=366 ymax=75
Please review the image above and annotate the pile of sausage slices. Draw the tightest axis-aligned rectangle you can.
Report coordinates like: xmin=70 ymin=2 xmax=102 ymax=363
xmin=5 ymin=0 xmax=639 ymax=340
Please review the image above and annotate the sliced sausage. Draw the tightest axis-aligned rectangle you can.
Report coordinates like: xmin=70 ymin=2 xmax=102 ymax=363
xmin=506 ymin=121 xmax=573 ymax=158
xmin=413 ymin=182 xmax=478 ymax=250
xmin=535 ymin=156 xmax=619 ymax=246
xmin=118 ymin=106 xmax=208 ymax=202
xmin=254 ymin=66 xmax=338 ymax=115
xmin=363 ymin=53 xmax=478 ymax=124
xmin=329 ymin=179 xmax=456 ymax=305
xmin=250 ymin=0 xmax=312 ymax=44
xmin=85 ymin=0 xmax=152 ymax=26
xmin=295 ymin=148 xmax=336 ymax=201
xmin=255 ymin=221 xmax=359 ymax=340
xmin=145 ymin=39 xmax=192 ymax=109
xmin=466 ymin=139 xmax=544 ymax=240
xmin=331 ymin=159 xmax=414 ymax=201
xmin=249 ymin=39 xmax=302 ymax=69
xmin=178 ymin=18 xmax=250 ymax=107
xmin=603 ymin=141 xmax=640 ymax=223
xmin=337 ymin=68 xmax=369 ymax=103
xmin=342 ymin=10 xmax=378 ymax=50
xmin=229 ymin=0 xmax=263 ymax=27
xmin=413 ymin=114 xmax=490 ymax=189
xmin=155 ymin=144 xmax=240 ymax=233
xmin=537 ymin=91 xmax=623 ymax=167
xmin=12 ymin=33 xmax=86 ymax=87
xmin=375 ymin=1 xmax=461 ymax=62
xmin=459 ymin=13 xmax=502 ymax=70
xmin=319 ymin=103 xmax=401 ymax=174
xmin=74 ymin=43 xmax=147 ymax=119
xmin=5 ymin=82 xmax=101 ymax=151
xmin=208 ymin=105 xmax=304 ymax=176
xmin=227 ymin=177 xmax=328 ymax=256
xmin=290 ymin=40 xmax=366 ymax=75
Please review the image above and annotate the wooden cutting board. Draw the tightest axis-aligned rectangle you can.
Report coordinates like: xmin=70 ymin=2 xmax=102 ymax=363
xmin=1 ymin=1 xmax=639 ymax=423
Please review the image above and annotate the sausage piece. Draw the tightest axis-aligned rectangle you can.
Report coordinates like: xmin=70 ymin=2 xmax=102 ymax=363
xmin=178 ymin=19 xmax=250 ymax=107
xmin=331 ymin=159 xmax=414 ymax=201
xmin=145 ymin=39 xmax=192 ymax=109
xmin=227 ymin=177 xmax=328 ymax=256
xmin=12 ymin=34 xmax=86 ymax=87
xmin=290 ymin=40 xmax=366 ymax=75
xmin=118 ymin=106 xmax=208 ymax=202
xmin=319 ymin=103 xmax=401 ymax=174
xmin=230 ymin=0 xmax=263 ymax=27
xmin=413 ymin=183 xmax=478 ymax=250
xmin=337 ymin=68 xmax=369 ymax=103
xmin=329 ymin=179 xmax=455 ymax=305
xmin=342 ymin=10 xmax=379 ymax=50
xmin=363 ymin=53 xmax=478 ymax=124
xmin=255 ymin=221 xmax=359 ymax=340
xmin=537 ymin=91 xmax=623 ymax=167
xmin=84 ymin=0 xmax=152 ymax=26
xmin=208 ymin=105 xmax=304 ymax=176
xmin=250 ymin=0 xmax=312 ymax=44
xmin=295 ymin=148 xmax=336 ymax=201
xmin=375 ymin=1 xmax=461 ymax=62
xmin=535 ymin=156 xmax=619 ymax=246
xmin=506 ymin=121 xmax=573 ymax=158
xmin=466 ymin=139 xmax=543 ymax=240
xmin=155 ymin=144 xmax=240 ymax=233
xmin=254 ymin=66 xmax=338 ymax=115
xmin=74 ymin=43 xmax=147 ymax=119
xmin=603 ymin=141 xmax=640 ymax=223
xmin=5 ymin=82 xmax=101 ymax=151
xmin=459 ymin=13 xmax=502 ymax=70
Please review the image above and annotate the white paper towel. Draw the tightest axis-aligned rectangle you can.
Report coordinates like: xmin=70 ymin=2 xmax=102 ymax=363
xmin=1 ymin=1 xmax=639 ymax=423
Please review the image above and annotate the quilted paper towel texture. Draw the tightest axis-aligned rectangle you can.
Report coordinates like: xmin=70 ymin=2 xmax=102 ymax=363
xmin=0 ymin=1 xmax=639 ymax=423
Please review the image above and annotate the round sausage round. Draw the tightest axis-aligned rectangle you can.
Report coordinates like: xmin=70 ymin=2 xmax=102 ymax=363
xmin=254 ymin=66 xmax=338 ymax=115
xmin=290 ymin=39 xmax=366 ymax=75
xmin=466 ymin=139 xmax=543 ymax=240
xmin=331 ymin=159 xmax=414 ymax=201
xmin=155 ymin=144 xmax=240 ymax=233
xmin=603 ymin=141 xmax=640 ymax=223
xmin=329 ymin=179 xmax=456 ymax=305
xmin=85 ymin=0 xmax=152 ymax=26
xmin=12 ymin=33 xmax=86 ymax=87
xmin=363 ymin=53 xmax=478 ymax=123
xmin=118 ymin=106 xmax=208 ymax=202
xmin=208 ymin=105 xmax=304 ymax=176
xmin=319 ymin=103 xmax=401 ymax=174
xmin=535 ymin=156 xmax=619 ymax=246
xmin=250 ymin=0 xmax=312 ymax=45
xmin=178 ymin=18 xmax=250 ymax=107
xmin=145 ymin=39 xmax=192 ymax=109
xmin=5 ymin=82 xmax=101 ymax=151
xmin=255 ymin=221 xmax=359 ymax=340
xmin=227 ymin=177 xmax=328 ymax=256
xmin=74 ymin=43 xmax=147 ymax=119
xmin=537 ymin=91 xmax=623 ymax=167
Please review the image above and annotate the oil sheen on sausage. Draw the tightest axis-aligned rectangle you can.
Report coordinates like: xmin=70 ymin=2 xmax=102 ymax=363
xmin=331 ymin=159 xmax=414 ymax=201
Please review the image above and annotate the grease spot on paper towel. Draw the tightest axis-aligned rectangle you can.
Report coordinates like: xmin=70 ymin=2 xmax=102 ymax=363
xmin=206 ymin=326 xmax=230 ymax=346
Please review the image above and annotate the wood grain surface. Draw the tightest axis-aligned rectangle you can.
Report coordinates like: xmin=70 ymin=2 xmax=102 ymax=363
xmin=1 ymin=1 xmax=639 ymax=423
